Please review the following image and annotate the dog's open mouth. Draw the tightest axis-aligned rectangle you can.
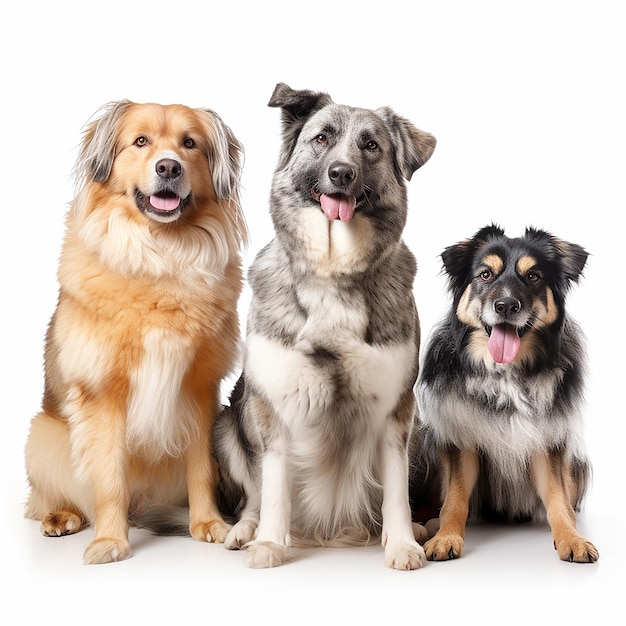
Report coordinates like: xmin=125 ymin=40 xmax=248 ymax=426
xmin=135 ymin=189 xmax=189 ymax=222
xmin=310 ymin=189 xmax=366 ymax=223
xmin=486 ymin=323 xmax=521 ymax=364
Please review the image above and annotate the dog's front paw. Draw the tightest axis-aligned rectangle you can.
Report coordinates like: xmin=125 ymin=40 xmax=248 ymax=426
xmin=83 ymin=537 xmax=131 ymax=564
xmin=190 ymin=518 xmax=231 ymax=544
xmin=424 ymin=533 xmax=464 ymax=561
xmin=41 ymin=511 xmax=83 ymax=537
xmin=554 ymin=535 xmax=599 ymax=563
xmin=225 ymin=520 xmax=257 ymax=549
xmin=385 ymin=540 xmax=427 ymax=570
xmin=244 ymin=541 xmax=292 ymax=568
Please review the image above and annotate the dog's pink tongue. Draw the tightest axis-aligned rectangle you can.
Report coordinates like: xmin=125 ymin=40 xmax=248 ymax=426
xmin=488 ymin=324 xmax=521 ymax=364
xmin=150 ymin=195 xmax=180 ymax=211
xmin=320 ymin=194 xmax=356 ymax=222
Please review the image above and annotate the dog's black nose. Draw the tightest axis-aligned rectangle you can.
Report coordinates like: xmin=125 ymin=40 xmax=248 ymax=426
xmin=494 ymin=297 xmax=522 ymax=317
xmin=328 ymin=161 xmax=356 ymax=187
xmin=155 ymin=158 xmax=182 ymax=180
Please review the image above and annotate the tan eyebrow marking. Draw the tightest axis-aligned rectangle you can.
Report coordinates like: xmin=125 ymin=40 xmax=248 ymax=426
xmin=482 ymin=253 xmax=503 ymax=274
xmin=517 ymin=255 xmax=537 ymax=275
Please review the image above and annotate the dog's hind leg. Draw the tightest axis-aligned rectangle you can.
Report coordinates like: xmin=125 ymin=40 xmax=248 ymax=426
xmin=225 ymin=505 xmax=259 ymax=549
xmin=423 ymin=446 xmax=479 ymax=561
xmin=531 ymin=451 xmax=599 ymax=563
xmin=213 ymin=389 xmax=261 ymax=549
xmin=221 ymin=453 xmax=261 ymax=550
xmin=25 ymin=412 xmax=88 ymax=537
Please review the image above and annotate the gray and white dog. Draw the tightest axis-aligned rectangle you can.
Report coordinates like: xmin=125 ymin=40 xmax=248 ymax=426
xmin=136 ymin=83 xmax=436 ymax=568
xmin=213 ymin=83 xmax=437 ymax=569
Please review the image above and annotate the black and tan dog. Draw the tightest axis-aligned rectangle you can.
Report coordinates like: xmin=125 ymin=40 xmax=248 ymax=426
xmin=411 ymin=224 xmax=599 ymax=563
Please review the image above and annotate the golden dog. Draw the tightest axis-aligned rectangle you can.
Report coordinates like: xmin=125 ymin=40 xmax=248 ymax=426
xmin=24 ymin=100 xmax=248 ymax=564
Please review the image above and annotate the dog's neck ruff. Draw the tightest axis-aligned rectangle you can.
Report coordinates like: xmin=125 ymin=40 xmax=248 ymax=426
xmin=73 ymin=196 xmax=237 ymax=285
xmin=281 ymin=206 xmax=382 ymax=278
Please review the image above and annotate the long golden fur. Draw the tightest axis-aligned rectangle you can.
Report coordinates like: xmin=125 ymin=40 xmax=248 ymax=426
xmin=24 ymin=100 xmax=248 ymax=564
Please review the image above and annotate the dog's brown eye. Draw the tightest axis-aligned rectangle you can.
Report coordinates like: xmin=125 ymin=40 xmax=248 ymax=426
xmin=316 ymin=134 xmax=328 ymax=144
xmin=366 ymin=140 xmax=378 ymax=151
xmin=183 ymin=138 xmax=195 ymax=149
xmin=479 ymin=269 xmax=492 ymax=281
xmin=527 ymin=271 xmax=541 ymax=283
xmin=135 ymin=136 xmax=147 ymax=147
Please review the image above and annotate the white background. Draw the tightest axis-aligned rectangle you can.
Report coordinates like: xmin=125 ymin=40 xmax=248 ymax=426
xmin=2 ymin=1 xmax=623 ymax=623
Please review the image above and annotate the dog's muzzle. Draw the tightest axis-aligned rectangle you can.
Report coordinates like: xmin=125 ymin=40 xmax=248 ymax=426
xmin=135 ymin=157 xmax=190 ymax=223
xmin=309 ymin=160 xmax=367 ymax=222
xmin=485 ymin=298 xmax=526 ymax=364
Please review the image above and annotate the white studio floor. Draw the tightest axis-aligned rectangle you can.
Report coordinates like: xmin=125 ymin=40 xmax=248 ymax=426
xmin=4 ymin=471 xmax=621 ymax=625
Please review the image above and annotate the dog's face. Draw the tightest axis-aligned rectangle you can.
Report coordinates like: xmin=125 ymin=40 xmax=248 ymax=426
xmin=108 ymin=104 xmax=214 ymax=224
xmin=278 ymin=103 xmax=432 ymax=222
xmin=75 ymin=100 xmax=244 ymax=226
xmin=266 ymin=83 xmax=436 ymax=271
xmin=442 ymin=224 xmax=588 ymax=366
xmin=67 ymin=100 xmax=247 ymax=279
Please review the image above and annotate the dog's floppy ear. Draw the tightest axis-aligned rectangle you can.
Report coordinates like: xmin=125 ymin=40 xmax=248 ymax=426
xmin=200 ymin=108 xmax=248 ymax=248
xmin=268 ymin=82 xmax=333 ymax=123
xmin=555 ymin=239 xmax=589 ymax=285
xmin=268 ymin=82 xmax=333 ymax=168
xmin=524 ymin=227 xmax=589 ymax=286
xmin=375 ymin=107 xmax=436 ymax=181
xmin=74 ymin=100 xmax=134 ymax=186
xmin=201 ymin=109 xmax=244 ymax=201
xmin=442 ymin=224 xmax=504 ymax=293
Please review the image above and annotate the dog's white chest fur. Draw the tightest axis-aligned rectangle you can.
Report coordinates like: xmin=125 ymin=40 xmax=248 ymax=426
xmin=246 ymin=282 xmax=415 ymax=430
xmin=295 ymin=209 xmax=374 ymax=276
xmin=247 ymin=335 xmax=414 ymax=429
xmin=420 ymin=366 xmax=579 ymax=477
